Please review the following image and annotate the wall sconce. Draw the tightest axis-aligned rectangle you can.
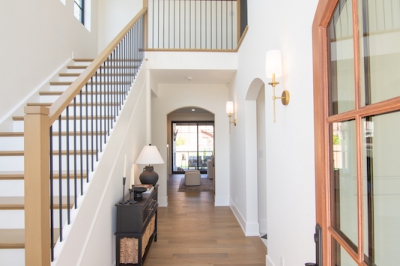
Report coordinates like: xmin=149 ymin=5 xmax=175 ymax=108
xmin=226 ymin=101 xmax=237 ymax=132
xmin=266 ymin=50 xmax=290 ymax=122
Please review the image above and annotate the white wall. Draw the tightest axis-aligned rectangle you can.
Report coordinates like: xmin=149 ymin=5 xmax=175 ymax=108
xmin=228 ymin=0 xmax=318 ymax=265
xmin=151 ymin=84 xmax=230 ymax=207
xmin=52 ymin=62 xmax=149 ymax=266
xmin=97 ymin=0 xmax=143 ymax=52
xmin=0 ymin=0 xmax=98 ymax=128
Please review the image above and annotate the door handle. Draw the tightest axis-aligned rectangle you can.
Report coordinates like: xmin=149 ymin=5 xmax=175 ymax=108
xmin=305 ymin=223 xmax=322 ymax=266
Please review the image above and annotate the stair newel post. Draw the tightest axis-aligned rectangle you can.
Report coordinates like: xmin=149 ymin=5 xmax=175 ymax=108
xmin=24 ymin=106 xmax=51 ymax=266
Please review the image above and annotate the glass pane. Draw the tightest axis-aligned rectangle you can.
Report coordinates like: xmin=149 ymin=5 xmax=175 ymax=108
xmin=362 ymin=112 xmax=400 ymax=265
xmin=359 ymin=0 xmax=400 ymax=106
xmin=332 ymin=237 xmax=358 ymax=265
xmin=329 ymin=0 xmax=355 ymax=115
xmin=74 ymin=1 xmax=83 ymax=22
xmin=197 ymin=124 xmax=214 ymax=171
xmin=331 ymin=120 xmax=358 ymax=252
xmin=172 ymin=122 xmax=214 ymax=172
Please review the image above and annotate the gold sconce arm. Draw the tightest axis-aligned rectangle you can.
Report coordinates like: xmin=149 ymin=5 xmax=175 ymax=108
xmin=268 ymin=73 xmax=290 ymax=123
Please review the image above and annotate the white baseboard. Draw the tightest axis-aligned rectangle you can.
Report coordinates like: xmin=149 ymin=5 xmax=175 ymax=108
xmin=158 ymin=196 xmax=168 ymax=207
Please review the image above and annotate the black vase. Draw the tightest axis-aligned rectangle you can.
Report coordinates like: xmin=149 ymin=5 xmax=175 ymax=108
xmin=139 ymin=165 xmax=159 ymax=185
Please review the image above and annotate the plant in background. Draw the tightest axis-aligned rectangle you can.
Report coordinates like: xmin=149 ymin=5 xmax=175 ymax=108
xmin=176 ymin=135 xmax=186 ymax=146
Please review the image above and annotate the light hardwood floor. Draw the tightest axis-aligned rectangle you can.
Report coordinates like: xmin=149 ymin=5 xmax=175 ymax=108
xmin=144 ymin=174 xmax=267 ymax=266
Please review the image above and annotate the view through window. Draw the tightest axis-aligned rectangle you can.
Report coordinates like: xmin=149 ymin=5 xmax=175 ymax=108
xmin=172 ymin=122 xmax=214 ymax=173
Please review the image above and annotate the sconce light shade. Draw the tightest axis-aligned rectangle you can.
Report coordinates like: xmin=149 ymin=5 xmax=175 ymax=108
xmin=226 ymin=101 xmax=234 ymax=117
xmin=265 ymin=50 xmax=282 ymax=79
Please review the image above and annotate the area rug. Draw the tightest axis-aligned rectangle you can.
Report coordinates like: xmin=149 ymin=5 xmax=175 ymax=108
xmin=178 ymin=178 xmax=214 ymax=192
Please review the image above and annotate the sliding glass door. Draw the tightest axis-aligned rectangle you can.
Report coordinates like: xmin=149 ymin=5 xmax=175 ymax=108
xmin=172 ymin=122 xmax=214 ymax=173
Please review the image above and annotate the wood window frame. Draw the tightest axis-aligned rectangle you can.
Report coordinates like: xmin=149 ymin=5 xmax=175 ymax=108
xmin=313 ymin=0 xmax=400 ymax=265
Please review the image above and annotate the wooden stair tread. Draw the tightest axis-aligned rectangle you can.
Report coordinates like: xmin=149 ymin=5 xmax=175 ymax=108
xmin=26 ymin=102 xmax=120 ymax=107
xmin=0 ymin=229 xmax=60 ymax=249
xmin=0 ymin=196 xmax=75 ymax=210
xmin=39 ymin=91 xmax=125 ymax=95
xmin=0 ymin=171 xmax=87 ymax=180
xmin=0 ymin=132 xmax=23 ymax=137
xmin=59 ymin=73 xmax=132 ymax=77
xmin=73 ymin=58 xmax=93 ymax=62
xmin=50 ymin=81 xmax=131 ymax=85
xmin=13 ymin=114 xmax=116 ymax=121
xmin=0 ymin=151 xmax=23 ymax=156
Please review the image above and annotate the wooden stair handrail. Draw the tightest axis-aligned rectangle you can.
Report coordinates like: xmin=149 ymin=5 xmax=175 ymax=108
xmin=48 ymin=7 xmax=147 ymax=124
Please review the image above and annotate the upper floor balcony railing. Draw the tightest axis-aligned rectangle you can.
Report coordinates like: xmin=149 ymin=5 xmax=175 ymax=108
xmin=147 ymin=0 xmax=248 ymax=51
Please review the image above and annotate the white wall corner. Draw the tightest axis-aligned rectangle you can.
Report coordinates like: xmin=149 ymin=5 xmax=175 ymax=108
xmin=158 ymin=196 xmax=168 ymax=207
xmin=245 ymin=221 xmax=260 ymax=236
xmin=214 ymin=196 xmax=229 ymax=206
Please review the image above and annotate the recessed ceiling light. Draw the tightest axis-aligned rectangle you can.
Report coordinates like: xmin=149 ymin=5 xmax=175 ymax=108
xmin=192 ymin=109 xmax=195 ymax=112
xmin=187 ymin=76 xmax=193 ymax=81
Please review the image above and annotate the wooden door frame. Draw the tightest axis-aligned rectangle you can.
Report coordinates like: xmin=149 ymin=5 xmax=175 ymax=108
xmin=312 ymin=0 xmax=342 ymax=265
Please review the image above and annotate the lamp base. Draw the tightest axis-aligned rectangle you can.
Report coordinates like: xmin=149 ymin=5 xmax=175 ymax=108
xmin=139 ymin=165 xmax=159 ymax=185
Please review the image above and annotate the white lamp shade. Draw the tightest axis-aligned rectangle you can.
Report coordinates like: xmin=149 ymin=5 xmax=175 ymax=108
xmin=226 ymin=101 xmax=234 ymax=116
xmin=136 ymin=145 xmax=164 ymax=165
xmin=265 ymin=50 xmax=282 ymax=79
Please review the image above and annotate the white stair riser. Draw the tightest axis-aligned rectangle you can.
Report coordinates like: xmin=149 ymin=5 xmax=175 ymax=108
xmin=0 ymin=135 xmax=108 ymax=152
xmin=0 ymin=249 xmax=24 ymax=266
xmin=14 ymin=118 xmax=113 ymax=132
xmin=0 ymin=155 xmax=96 ymax=172
xmin=0 ymin=137 xmax=23 ymax=150
xmin=59 ymin=75 xmax=134 ymax=82
xmin=0 ymin=180 xmax=84 ymax=197
xmin=0 ymin=209 xmax=70 ymax=229
xmin=40 ymin=93 xmax=127 ymax=103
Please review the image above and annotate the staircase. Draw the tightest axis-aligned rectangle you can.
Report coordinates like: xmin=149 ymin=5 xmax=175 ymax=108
xmin=0 ymin=8 xmax=146 ymax=265
xmin=0 ymin=59 xmax=98 ymax=265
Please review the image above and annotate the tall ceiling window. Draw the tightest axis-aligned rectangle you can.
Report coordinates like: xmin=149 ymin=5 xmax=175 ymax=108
xmin=74 ymin=0 xmax=84 ymax=24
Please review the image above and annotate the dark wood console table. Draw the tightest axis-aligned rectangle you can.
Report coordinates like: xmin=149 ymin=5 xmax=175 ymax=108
xmin=115 ymin=185 xmax=158 ymax=266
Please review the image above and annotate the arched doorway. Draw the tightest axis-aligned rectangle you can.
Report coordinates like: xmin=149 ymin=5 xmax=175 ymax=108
xmin=167 ymin=107 xmax=215 ymax=174
xmin=245 ymin=78 xmax=267 ymax=237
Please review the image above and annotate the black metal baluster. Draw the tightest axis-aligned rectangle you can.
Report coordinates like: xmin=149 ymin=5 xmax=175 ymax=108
xmin=231 ymin=0 xmax=233 ymax=49
xmin=206 ymin=0 xmax=207 ymax=49
xmin=220 ymin=0 xmax=222 ymax=49
xmin=90 ymin=77 xmax=94 ymax=171
xmin=81 ymin=87 xmax=84 ymax=193
xmin=152 ymin=0 xmax=155 ymax=49
xmin=49 ymin=126 xmax=54 ymax=261
xmin=58 ymin=115 xmax=63 ymax=242
xmin=66 ymin=106 xmax=70 ymax=224
xmin=85 ymin=84 xmax=90 ymax=185
xmin=95 ymin=72 xmax=98 ymax=162
xmin=73 ymin=97 xmax=77 ymax=209
xmin=100 ymin=63 xmax=104 ymax=151
xmin=225 ymin=1 xmax=228 ymax=49
xmin=210 ymin=1 xmax=213 ymax=49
